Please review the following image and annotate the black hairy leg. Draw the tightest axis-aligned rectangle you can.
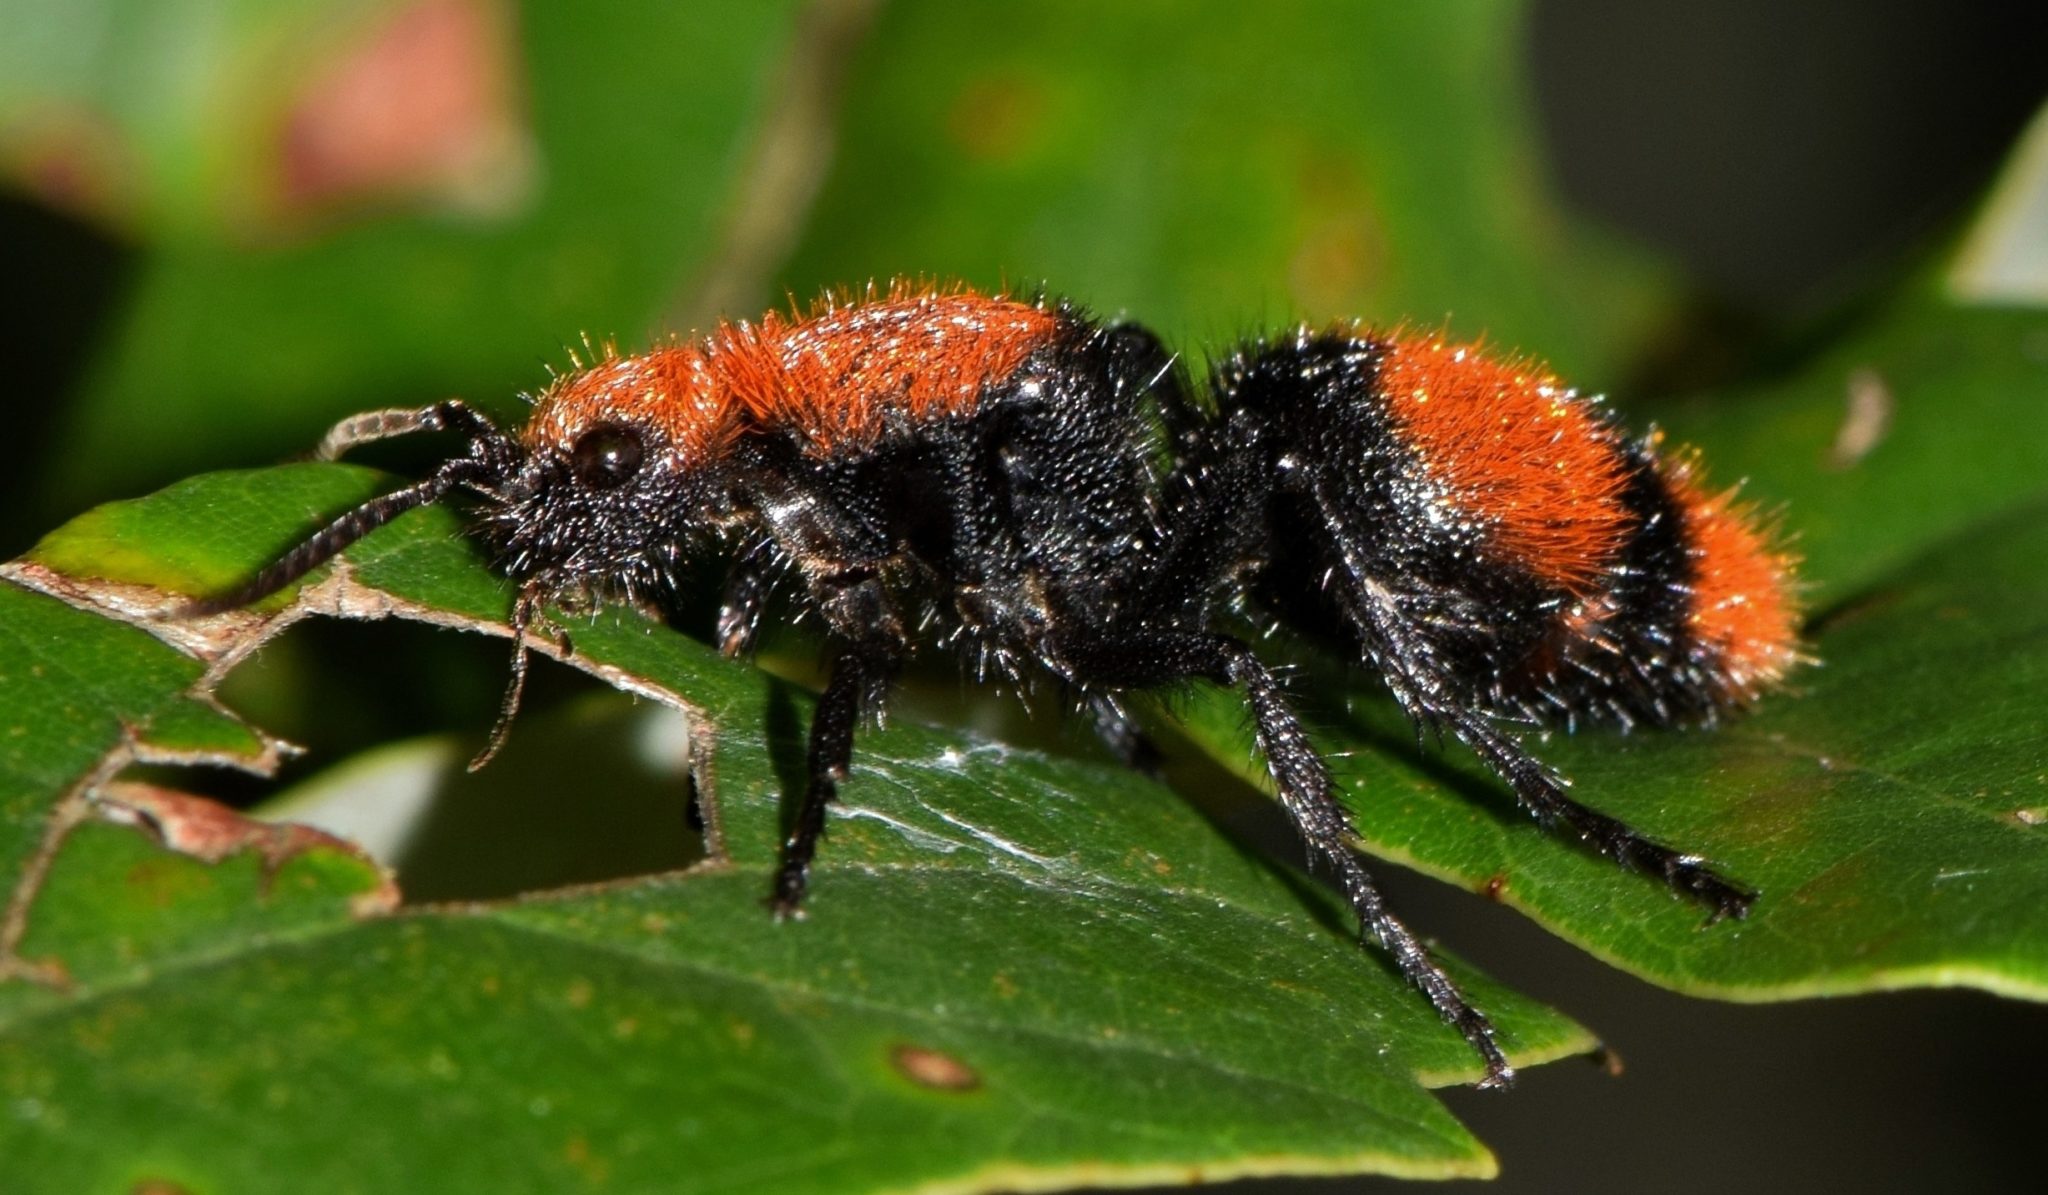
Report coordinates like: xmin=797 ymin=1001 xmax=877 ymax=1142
xmin=1308 ymin=483 xmax=1757 ymax=921
xmin=771 ymin=564 xmax=906 ymax=916
xmin=771 ymin=643 xmax=896 ymax=917
xmin=1443 ymin=706 xmax=1756 ymax=919
xmin=1048 ymin=627 xmax=1514 ymax=1088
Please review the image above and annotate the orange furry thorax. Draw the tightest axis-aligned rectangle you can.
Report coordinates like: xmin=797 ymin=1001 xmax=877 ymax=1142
xmin=525 ymin=285 xmax=1060 ymax=461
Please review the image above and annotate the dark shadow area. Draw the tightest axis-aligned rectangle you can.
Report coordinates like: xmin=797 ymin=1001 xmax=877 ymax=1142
xmin=391 ymin=683 xmax=704 ymax=904
xmin=0 ymin=196 xmax=133 ymax=556
xmin=1531 ymin=0 xmax=2048 ymax=316
xmin=763 ymin=674 xmax=809 ymax=846
xmin=1533 ymin=1 xmax=2048 ymax=399
xmin=1419 ymin=873 xmax=2048 ymax=1195
xmin=208 ymin=616 xmax=516 ymax=795
xmin=178 ymin=617 xmax=703 ymax=903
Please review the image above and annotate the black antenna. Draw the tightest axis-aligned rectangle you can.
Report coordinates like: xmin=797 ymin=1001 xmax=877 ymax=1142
xmin=185 ymin=462 xmax=483 ymax=614
xmin=186 ymin=399 xmax=513 ymax=615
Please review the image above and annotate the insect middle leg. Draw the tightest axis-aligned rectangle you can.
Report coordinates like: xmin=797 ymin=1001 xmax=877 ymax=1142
xmin=1047 ymin=626 xmax=1515 ymax=1087
xmin=770 ymin=570 xmax=903 ymax=917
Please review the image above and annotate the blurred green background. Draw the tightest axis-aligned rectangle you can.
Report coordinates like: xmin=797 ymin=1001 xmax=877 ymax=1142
xmin=4 ymin=1 xmax=2046 ymax=1191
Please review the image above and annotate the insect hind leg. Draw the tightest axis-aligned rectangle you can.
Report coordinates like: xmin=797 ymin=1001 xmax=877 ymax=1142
xmin=1447 ymin=709 xmax=1757 ymax=919
xmin=1313 ymin=497 xmax=1757 ymax=921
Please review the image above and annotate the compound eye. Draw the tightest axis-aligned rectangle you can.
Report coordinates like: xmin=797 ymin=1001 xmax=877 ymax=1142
xmin=568 ymin=423 xmax=645 ymax=490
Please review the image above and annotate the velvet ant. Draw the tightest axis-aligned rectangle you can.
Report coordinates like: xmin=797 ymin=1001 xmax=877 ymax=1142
xmin=200 ymin=283 xmax=1800 ymax=1087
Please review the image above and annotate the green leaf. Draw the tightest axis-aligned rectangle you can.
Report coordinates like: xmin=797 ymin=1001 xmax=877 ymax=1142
xmin=1173 ymin=297 xmax=2048 ymax=1003
xmin=0 ymin=467 xmax=1591 ymax=1192
xmin=1654 ymin=299 xmax=2048 ymax=605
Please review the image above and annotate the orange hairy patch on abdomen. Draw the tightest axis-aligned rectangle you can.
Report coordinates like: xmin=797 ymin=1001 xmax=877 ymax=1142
xmin=1662 ymin=455 xmax=1802 ymax=700
xmin=1374 ymin=333 xmax=1631 ymax=595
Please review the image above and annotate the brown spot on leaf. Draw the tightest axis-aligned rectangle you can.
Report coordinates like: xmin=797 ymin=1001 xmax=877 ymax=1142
xmin=129 ymin=1181 xmax=195 ymax=1195
xmin=561 ymin=1132 xmax=612 ymax=1185
xmin=97 ymin=781 xmax=399 ymax=913
xmin=1480 ymin=873 xmax=1510 ymax=902
xmin=124 ymin=855 xmax=207 ymax=909
xmin=1288 ymin=216 xmax=1381 ymax=313
xmin=890 ymin=1043 xmax=981 ymax=1092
